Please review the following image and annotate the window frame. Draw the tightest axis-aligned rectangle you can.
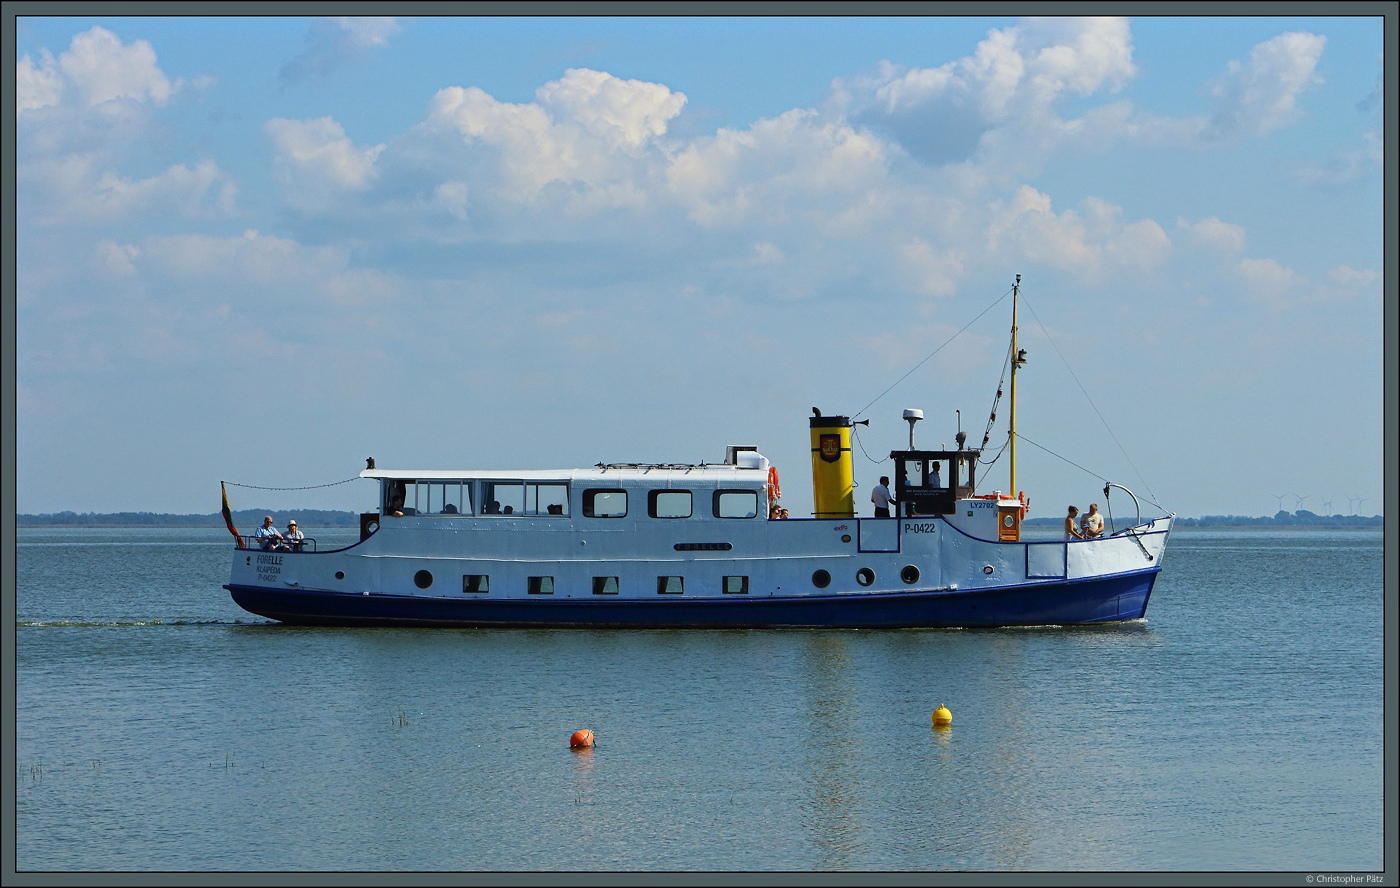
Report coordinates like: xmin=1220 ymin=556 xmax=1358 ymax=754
xmin=713 ymin=488 xmax=760 ymax=519
xmin=648 ymin=489 xmax=693 ymax=519
xmin=722 ymin=575 xmax=750 ymax=595
xmin=582 ymin=489 xmax=628 ymax=518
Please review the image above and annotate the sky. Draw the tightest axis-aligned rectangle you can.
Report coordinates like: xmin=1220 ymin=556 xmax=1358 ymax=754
xmin=10 ymin=12 xmax=1391 ymax=521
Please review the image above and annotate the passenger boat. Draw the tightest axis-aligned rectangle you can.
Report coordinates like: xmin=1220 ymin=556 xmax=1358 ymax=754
xmin=226 ymin=279 xmax=1172 ymax=628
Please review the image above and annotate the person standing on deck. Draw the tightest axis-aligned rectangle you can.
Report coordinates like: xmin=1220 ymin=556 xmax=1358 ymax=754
xmin=1064 ymin=506 xmax=1084 ymax=540
xmin=1081 ymin=503 xmax=1104 ymax=538
xmin=871 ymin=477 xmax=896 ymax=518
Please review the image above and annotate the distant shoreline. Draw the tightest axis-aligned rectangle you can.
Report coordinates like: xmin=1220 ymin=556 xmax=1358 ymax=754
xmin=15 ymin=509 xmax=361 ymax=527
xmin=13 ymin=510 xmax=1384 ymax=527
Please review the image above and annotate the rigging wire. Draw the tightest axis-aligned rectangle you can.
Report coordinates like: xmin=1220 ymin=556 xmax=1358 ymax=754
xmin=1016 ymin=433 xmax=1168 ymax=513
xmin=221 ymin=476 xmax=366 ymax=492
xmin=978 ymin=337 xmax=1014 ymax=459
xmin=1017 ymin=292 xmax=1159 ymax=504
xmin=852 ymin=285 xmax=1014 ymax=421
xmin=850 ymin=424 xmax=887 ymax=466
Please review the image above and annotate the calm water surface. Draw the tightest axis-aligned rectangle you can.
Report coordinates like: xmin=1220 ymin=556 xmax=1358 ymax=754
xmin=14 ymin=526 xmax=1385 ymax=871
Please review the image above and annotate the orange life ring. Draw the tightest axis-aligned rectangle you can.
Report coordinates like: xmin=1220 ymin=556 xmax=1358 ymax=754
xmin=1018 ymin=490 xmax=1028 ymax=519
xmin=768 ymin=466 xmax=781 ymax=501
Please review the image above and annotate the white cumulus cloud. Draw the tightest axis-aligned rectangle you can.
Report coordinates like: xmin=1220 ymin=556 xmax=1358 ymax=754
xmin=425 ymin=69 xmax=685 ymax=209
xmin=1204 ymin=31 xmax=1325 ymax=140
xmin=1236 ymin=256 xmax=1304 ymax=305
xmin=1180 ymin=216 xmax=1246 ymax=254
xmin=844 ymin=16 xmax=1136 ymax=164
xmin=54 ymin=26 xmax=172 ymax=109
xmin=266 ymin=117 xmax=385 ymax=211
xmin=666 ymin=109 xmax=888 ymax=227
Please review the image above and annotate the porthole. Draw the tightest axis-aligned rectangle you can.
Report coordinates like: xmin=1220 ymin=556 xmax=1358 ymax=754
xmin=901 ymin=565 xmax=920 ymax=584
xmin=856 ymin=567 xmax=875 ymax=587
xmin=1003 ymin=514 xmax=1014 ymax=528
xmin=365 ymin=520 xmax=379 ymax=534
xmin=983 ymin=565 xmax=994 ymax=575
xmin=812 ymin=569 xmax=831 ymax=589
xmin=335 ymin=571 xmax=345 ymax=580
xmin=414 ymin=570 xmax=433 ymax=589
xmin=841 ymin=534 xmax=852 ymax=543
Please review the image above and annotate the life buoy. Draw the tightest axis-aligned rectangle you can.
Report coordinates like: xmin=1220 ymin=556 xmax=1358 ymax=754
xmin=768 ymin=466 xmax=781 ymax=502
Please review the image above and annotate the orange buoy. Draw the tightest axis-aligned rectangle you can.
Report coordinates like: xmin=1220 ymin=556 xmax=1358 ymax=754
xmin=569 ymin=729 xmax=594 ymax=748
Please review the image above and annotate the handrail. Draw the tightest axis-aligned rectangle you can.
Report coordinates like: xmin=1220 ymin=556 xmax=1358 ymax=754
xmin=240 ymin=537 xmax=318 ymax=552
xmin=1103 ymin=482 xmax=1141 ymax=534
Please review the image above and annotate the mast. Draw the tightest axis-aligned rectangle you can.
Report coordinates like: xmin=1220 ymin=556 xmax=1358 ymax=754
xmin=1009 ymin=274 xmax=1024 ymax=497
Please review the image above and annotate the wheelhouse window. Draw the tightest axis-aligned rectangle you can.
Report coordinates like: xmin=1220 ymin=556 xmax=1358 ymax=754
xmin=583 ymin=489 xmax=627 ymax=518
xmin=648 ymin=490 xmax=692 ymax=519
xmin=713 ymin=489 xmax=759 ymax=519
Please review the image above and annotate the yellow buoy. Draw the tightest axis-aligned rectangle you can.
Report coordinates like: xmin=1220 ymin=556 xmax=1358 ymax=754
xmin=931 ymin=704 xmax=952 ymax=726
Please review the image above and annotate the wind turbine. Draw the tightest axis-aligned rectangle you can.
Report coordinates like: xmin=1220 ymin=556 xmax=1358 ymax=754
xmin=1293 ymin=494 xmax=1309 ymax=513
xmin=1321 ymin=498 xmax=1334 ymax=516
xmin=1355 ymin=496 xmax=1369 ymax=516
xmin=1272 ymin=493 xmax=1288 ymax=513
xmin=1346 ymin=495 xmax=1359 ymax=515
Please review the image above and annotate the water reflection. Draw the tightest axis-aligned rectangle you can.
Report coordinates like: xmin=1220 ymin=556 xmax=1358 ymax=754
xmin=797 ymin=633 xmax=863 ymax=869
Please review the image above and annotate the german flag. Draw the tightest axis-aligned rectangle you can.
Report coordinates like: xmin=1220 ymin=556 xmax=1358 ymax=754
xmin=221 ymin=482 xmax=244 ymax=547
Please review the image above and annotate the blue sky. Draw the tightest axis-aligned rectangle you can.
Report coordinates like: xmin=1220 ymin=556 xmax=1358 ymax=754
xmin=13 ymin=13 xmax=1389 ymax=520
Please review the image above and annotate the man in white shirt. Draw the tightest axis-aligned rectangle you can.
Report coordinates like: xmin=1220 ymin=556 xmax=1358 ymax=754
xmin=1081 ymin=503 xmax=1105 ymax=538
xmin=871 ymin=476 xmax=896 ymax=517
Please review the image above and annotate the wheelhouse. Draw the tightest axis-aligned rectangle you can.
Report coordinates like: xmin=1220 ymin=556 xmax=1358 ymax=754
xmin=890 ymin=447 xmax=981 ymax=516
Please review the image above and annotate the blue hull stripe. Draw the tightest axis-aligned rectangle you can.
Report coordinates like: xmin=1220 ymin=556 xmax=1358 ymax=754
xmin=227 ymin=569 xmax=1159 ymax=629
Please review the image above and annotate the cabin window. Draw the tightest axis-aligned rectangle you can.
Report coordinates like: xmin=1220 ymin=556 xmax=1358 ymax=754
xmin=649 ymin=490 xmax=692 ymax=519
xmin=422 ymin=481 xmax=470 ymax=515
xmin=463 ymin=574 xmax=489 ymax=593
xmin=583 ymin=489 xmax=627 ymax=518
xmin=384 ymin=480 xmax=472 ymax=515
xmin=383 ymin=480 xmax=415 ymax=515
xmin=657 ymin=576 xmax=684 ymax=595
xmin=480 ymin=482 xmax=568 ymax=516
xmin=722 ymin=575 xmax=749 ymax=595
xmin=481 ymin=482 xmax=522 ymax=515
xmin=528 ymin=576 xmax=554 ymax=595
xmin=713 ymin=490 xmax=758 ymax=519
xmin=531 ymin=484 xmax=569 ymax=516
xmin=592 ymin=576 xmax=620 ymax=595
